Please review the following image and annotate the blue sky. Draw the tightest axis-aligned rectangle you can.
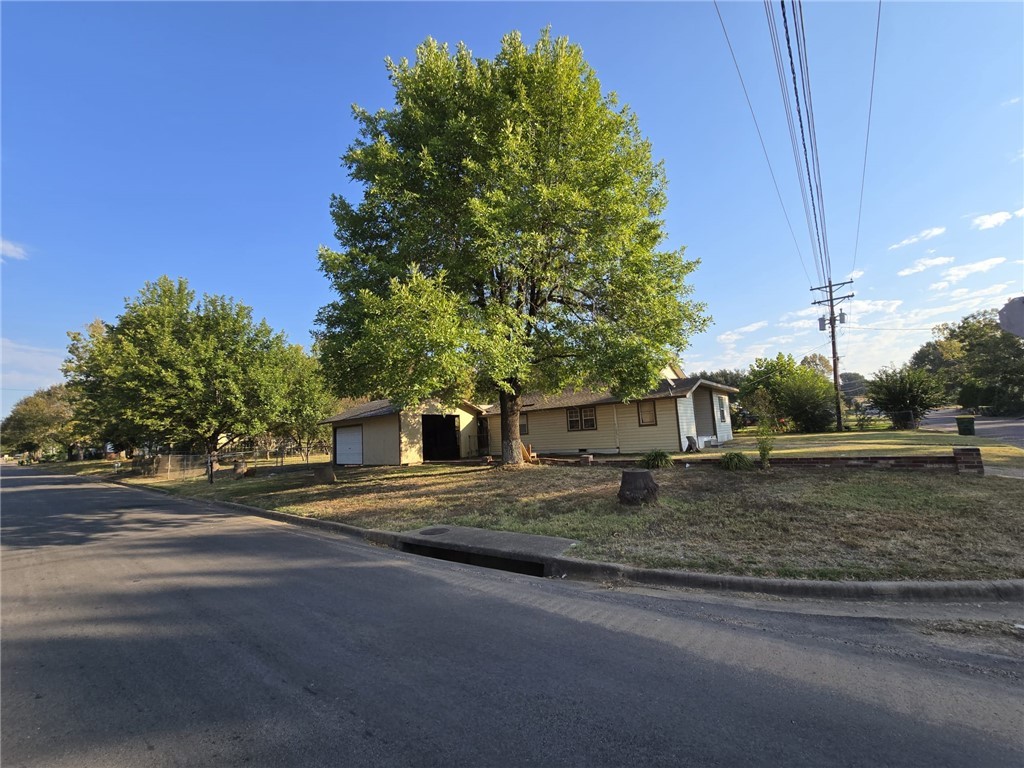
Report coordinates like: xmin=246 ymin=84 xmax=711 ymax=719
xmin=2 ymin=1 xmax=1022 ymax=416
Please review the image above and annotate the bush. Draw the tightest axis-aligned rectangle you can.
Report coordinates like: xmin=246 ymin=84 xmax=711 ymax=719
xmin=777 ymin=367 xmax=836 ymax=433
xmin=638 ymin=449 xmax=673 ymax=469
xmin=720 ymin=452 xmax=754 ymax=471
xmin=867 ymin=365 xmax=945 ymax=429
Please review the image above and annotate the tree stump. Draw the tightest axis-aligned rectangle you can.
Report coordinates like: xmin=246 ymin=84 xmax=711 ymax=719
xmin=618 ymin=468 xmax=659 ymax=505
xmin=233 ymin=460 xmax=247 ymax=479
xmin=313 ymin=466 xmax=337 ymax=485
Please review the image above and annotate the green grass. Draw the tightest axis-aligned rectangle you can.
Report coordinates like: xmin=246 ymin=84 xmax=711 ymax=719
xmin=83 ymin=460 xmax=1024 ymax=583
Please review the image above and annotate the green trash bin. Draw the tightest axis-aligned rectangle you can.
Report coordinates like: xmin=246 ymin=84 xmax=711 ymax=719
xmin=955 ymin=415 xmax=975 ymax=436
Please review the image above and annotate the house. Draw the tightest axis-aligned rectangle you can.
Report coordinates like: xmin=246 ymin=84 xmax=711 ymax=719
xmin=482 ymin=369 xmax=737 ymax=457
xmin=323 ymin=400 xmax=484 ymax=466
xmin=322 ymin=368 xmax=737 ymax=466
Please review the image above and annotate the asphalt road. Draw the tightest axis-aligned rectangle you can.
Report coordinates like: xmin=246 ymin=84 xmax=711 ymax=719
xmin=921 ymin=407 xmax=1024 ymax=448
xmin=2 ymin=466 xmax=1022 ymax=767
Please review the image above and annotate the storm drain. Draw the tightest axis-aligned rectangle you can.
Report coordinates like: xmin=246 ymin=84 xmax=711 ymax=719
xmin=398 ymin=541 xmax=546 ymax=577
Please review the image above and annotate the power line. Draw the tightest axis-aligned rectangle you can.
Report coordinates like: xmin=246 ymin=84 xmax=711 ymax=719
xmin=851 ymin=0 xmax=883 ymax=275
xmin=713 ymin=0 xmax=813 ymax=287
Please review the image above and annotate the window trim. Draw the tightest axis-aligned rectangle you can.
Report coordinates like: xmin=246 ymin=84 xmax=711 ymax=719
xmin=567 ymin=406 xmax=598 ymax=431
xmin=520 ymin=411 xmax=529 ymax=435
xmin=718 ymin=396 xmax=728 ymax=423
xmin=637 ymin=400 xmax=658 ymax=427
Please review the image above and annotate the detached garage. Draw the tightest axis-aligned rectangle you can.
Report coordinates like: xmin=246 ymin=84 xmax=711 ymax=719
xmin=322 ymin=400 xmax=484 ymax=467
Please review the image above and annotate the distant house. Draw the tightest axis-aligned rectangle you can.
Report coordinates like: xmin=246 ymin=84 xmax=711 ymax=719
xmin=481 ymin=369 xmax=737 ymax=457
xmin=322 ymin=367 xmax=737 ymax=466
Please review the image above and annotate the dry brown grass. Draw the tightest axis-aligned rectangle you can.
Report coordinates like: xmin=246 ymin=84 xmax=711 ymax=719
xmin=139 ymin=462 xmax=1024 ymax=582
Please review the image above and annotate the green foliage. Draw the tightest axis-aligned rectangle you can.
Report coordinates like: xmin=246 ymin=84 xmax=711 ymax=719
xmin=839 ymin=371 xmax=868 ymax=405
xmin=755 ymin=425 xmax=775 ymax=470
xmin=776 ymin=366 xmax=836 ymax=433
xmin=742 ymin=353 xmax=835 ymax=433
xmin=910 ymin=310 xmax=1024 ymax=413
xmin=800 ymin=352 xmax=833 ymax=378
xmin=719 ymin=452 xmax=754 ymax=471
xmin=867 ymin=365 xmax=945 ymax=429
xmin=64 ymin=276 xmax=290 ymax=453
xmin=0 ymin=384 xmax=77 ymax=458
xmin=740 ymin=353 xmax=799 ymax=405
xmin=695 ymin=368 xmax=748 ymax=390
xmin=638 ymin=449 xmax=673 ymax=469
xmin=315 ymin=28 xmax=709 ymax=462
xmin=272 ymin=345 xmax=336 ymax=463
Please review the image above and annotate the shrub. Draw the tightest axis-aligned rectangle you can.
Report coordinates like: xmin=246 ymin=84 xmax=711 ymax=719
xmin=777 ymin=367 xmax=836 ymax=433
xmin=867 ymin=365 xmax=945 ymax=429
xmin=755 ymin=425 xmax=775 ymax=471
xmin=638 ymin=449 xmax=673 ymax=469
xmin=720 ymin=452 xmax=754 ymax=471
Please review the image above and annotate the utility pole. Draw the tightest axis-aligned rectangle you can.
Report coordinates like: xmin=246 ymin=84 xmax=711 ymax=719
xmin=811 ymin=279 xmax=854 ymax=431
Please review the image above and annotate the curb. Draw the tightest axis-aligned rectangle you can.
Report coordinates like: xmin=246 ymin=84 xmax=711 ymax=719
xmin=103 ymin=476 xmax=1024 ymax=602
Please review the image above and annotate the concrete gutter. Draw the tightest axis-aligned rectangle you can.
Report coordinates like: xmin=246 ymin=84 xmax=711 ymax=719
xmin=168 ymin=490 xmax=1022 ymax=602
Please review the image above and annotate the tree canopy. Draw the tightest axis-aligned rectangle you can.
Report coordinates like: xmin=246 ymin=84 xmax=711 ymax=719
xmin=64 ymin=276 xmax=291 ymax=454
xmin=316 ymin=29 xmax=709 ymax=461
xmin=0 ymin=384 xmax=77 ymax=459
xmin=909 ymin=310 xmax=1023 ymax=413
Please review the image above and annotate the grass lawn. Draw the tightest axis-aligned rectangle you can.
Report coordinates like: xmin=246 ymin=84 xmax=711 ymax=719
xmin=101 ymin=460 xmax=1024 ymax=583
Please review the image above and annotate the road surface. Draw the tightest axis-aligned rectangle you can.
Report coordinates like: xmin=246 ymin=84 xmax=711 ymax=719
xmin=921 ymin=407 xmax=1024 ymax=448
xmin=2 ymin=466 xmax=1022 ymax=767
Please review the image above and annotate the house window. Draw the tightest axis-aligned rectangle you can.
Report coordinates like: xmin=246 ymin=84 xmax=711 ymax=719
xmin=567 ymin=406 xmax=597 ymax=431
xmin=520 ymin=412 xmax=529 ymax=435
xmin=638 ymin=400 xmax=657 ymax=427
xmin=718 ymin=396 xmax=728 ymax=423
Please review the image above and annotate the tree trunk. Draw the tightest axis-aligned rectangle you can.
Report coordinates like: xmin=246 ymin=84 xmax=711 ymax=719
xmin=499 ymin=384 xmax=524 ymax=465
xmin=617 ymin=468 xmax=659 ymax=505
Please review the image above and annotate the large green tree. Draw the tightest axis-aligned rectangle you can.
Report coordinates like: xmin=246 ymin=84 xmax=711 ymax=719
xmin=867 ymin=365 xmax=945 ymax=429
xmin=64 ymin=277 xmax=289 ymax=457
xmin=910 ymin=310 xmax=1024 ymax=412
xmin=1 ymin=384 xmax=78 ymax=459
xmin=316 ymin=29 xmax=709 ymax=462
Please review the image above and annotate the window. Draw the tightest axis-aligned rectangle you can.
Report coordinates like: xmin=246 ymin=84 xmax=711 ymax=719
xmin=520 ymin=412 xmax=529 ymax=435
xmin=638 ymin=400 xmax=657 ymax=427
xmin=567 ymin=406 xmax=597 ymax=431
xmin=718 ymin=396 xmax=728 ymax=423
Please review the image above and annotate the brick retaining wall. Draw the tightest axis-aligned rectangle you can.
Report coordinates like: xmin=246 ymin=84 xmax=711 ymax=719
xmin=551 ymin=447 xmax=985 ymax=475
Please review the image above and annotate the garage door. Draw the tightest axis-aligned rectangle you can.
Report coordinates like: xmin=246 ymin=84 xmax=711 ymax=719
xmin=334 ymin=425 xmax=362 ymax=465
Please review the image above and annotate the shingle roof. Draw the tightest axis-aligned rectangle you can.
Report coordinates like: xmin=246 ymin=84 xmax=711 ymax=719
xmin=320 ymin=399 xmax=397 ymax=425
xmin=320 ymin=398 xmax=487 ymax=425
xmin=479 ymin=377 xmax=739 ymax=415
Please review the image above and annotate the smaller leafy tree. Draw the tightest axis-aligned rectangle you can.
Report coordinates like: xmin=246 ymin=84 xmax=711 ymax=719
xmin=0 ymin=385 xmax=79 ymax=460
xmin=776 ymin=366 xmax=835 ymax=433
xmin=755 ymin=423 xmax=775 ymax=470
xmin=273 ymin=345 xmax=336 ymax=464
xmin=867 ymin=365 xmax=944 ymax=429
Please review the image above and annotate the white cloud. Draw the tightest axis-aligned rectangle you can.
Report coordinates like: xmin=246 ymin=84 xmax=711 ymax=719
xmin=1003 ymin=97 xmax=1022 ymax=106
xmin=897 ymin=256 xmax=954 ymax=276
xmin=735 ymin=321 xmax=768 ymax=334
xmin=940 ymin=257 xmax=1007 ymax=284
xmin=929 ymin=281 xmax=950 ymax=291
xmin=716 ymin=320 xmax=767 ymax=345
xmin=971 ymin=211 xmax=1013 ymax=230
xmin=888 ymin=227 xmax=945 ymax=250
xmin=849 ymin=299 xmax=904 ymax=316
xmin=925 ymin=249 xmax=936 ymax=254
xmin=1016 ymin=208 xmax=1024 ymax=218
xmin=847 ymin=270 xmax=865 ymax=280
xmin=0 ymin=239 xmax=28 ymax=263
xmin=777 ymin=318 xmax=818 ymax=330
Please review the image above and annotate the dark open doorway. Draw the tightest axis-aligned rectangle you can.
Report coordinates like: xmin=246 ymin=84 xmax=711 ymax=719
xmin=422 ymin=415 xmax=460 ymax=461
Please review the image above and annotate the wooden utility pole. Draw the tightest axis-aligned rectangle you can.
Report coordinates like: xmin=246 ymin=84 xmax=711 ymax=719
xmin=811 ymin=279 xmax=854 ymax=431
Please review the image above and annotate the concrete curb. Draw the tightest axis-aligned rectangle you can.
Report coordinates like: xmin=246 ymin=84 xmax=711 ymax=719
xmin=102 ymin=476 xmax=1023 ymax=602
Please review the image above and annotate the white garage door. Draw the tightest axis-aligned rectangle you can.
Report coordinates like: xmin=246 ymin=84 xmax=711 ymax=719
xmin=334 ymin=425 xmax=362 ymax=465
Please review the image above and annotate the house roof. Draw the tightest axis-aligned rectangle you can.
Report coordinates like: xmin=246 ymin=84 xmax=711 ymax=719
xmin=480 ymin=377 xmax=739 ymax=416
xmin=321 ymin=398 xmax=486 ymax=425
